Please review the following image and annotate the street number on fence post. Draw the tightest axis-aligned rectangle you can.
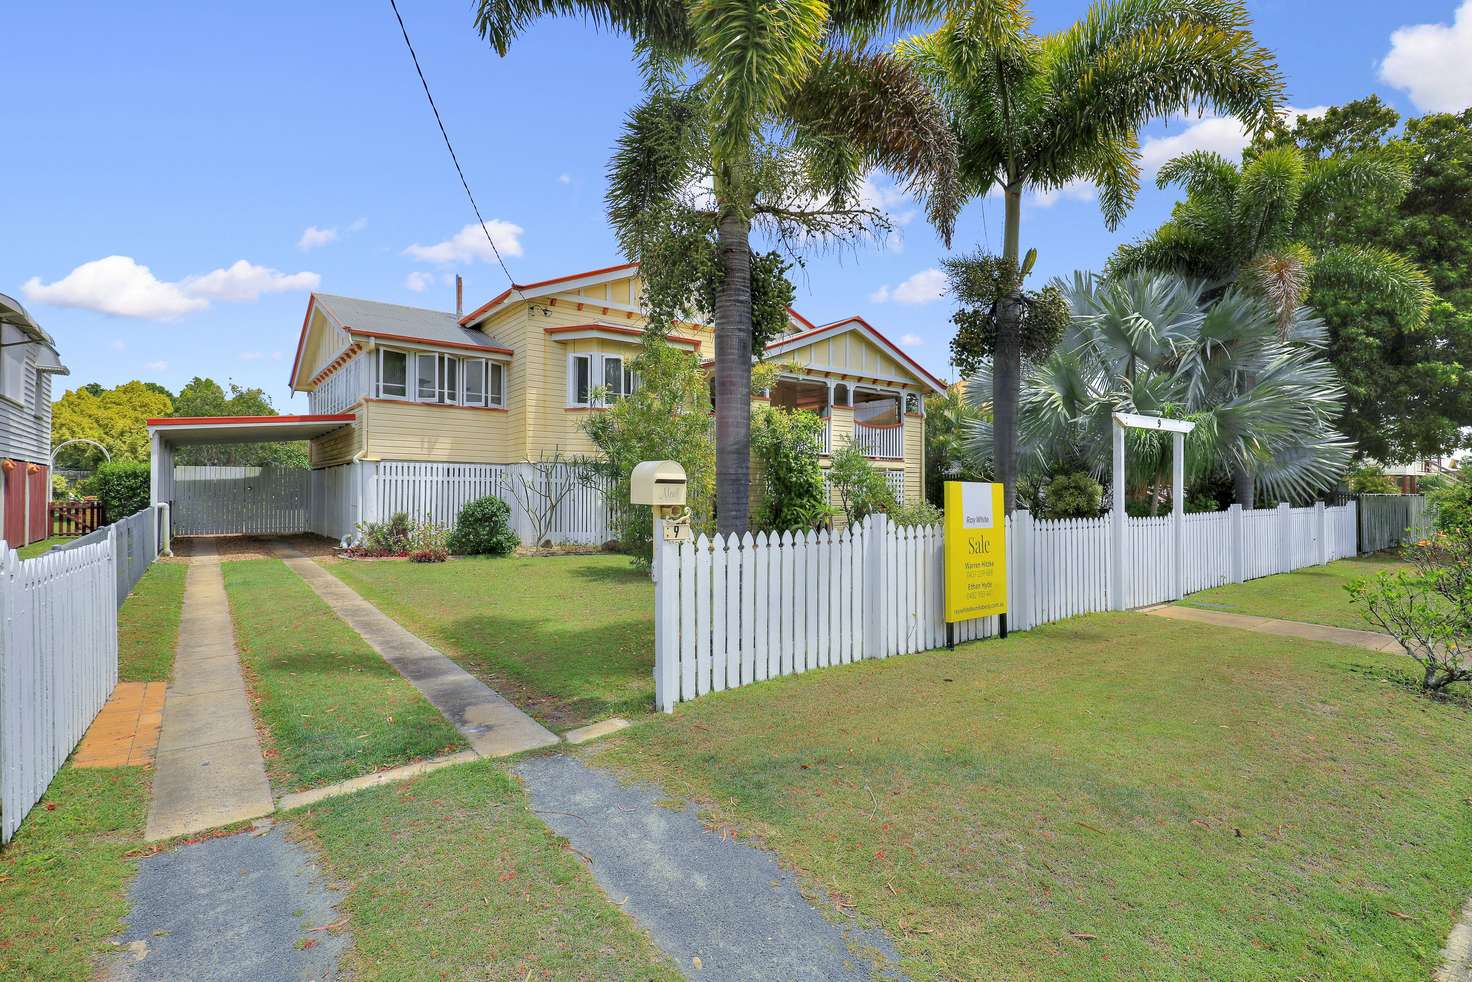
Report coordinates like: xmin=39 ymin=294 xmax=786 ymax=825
xmin=943 ymin=481 xmax=1007 ymax=623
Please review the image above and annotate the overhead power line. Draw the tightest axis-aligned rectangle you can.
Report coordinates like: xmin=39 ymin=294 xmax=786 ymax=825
xmin=388 ymin=0 xmax=524 ymax=305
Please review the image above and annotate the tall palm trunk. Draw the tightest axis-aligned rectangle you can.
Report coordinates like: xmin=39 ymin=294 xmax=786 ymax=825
xmin=993 ymin=184 xmax=1024 ymax=515
xmin=1232 ymin=464 xmax=1255 ymax=510
xmin=714 ymin=206 xmax=754 ymax=535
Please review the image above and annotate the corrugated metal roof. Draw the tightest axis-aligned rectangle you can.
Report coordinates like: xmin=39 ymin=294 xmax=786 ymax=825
xmin=313 ymin=294 xmax=503 ymax=350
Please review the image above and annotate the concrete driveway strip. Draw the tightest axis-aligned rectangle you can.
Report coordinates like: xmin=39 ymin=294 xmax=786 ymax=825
xmin=517 ymin=755 xmax=909 ymax=982
xmin=145 ymin=541 xmax=273 ymax=841
xmin=107 ymin=822 xmax=349 ymax=982
xmin=273 ymin=546 xmax=559 ymax=757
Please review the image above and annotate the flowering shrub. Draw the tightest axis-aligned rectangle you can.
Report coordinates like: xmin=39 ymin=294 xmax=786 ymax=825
xmin=349 ymin=512 xmax=448 ymax=561
xmin=1347 ymin=529 xmax=1471 ymax=694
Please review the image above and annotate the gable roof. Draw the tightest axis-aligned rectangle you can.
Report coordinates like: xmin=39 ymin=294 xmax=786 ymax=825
xmin=289 ymin=293 xmax=507 ymax=388
xmin=764 ymin=316 xmax=946 ymax=393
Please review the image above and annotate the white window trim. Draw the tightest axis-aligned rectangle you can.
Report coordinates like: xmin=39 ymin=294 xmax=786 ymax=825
xmin=487 ymin=362 xmax=506 ymax=408
xmin=377 ymin=348 xmax=411 ymax=401
xmin=568 ymin=353 xmax=594 ymax=407
xmin=0 ymin=341 xmax=27 ymax=409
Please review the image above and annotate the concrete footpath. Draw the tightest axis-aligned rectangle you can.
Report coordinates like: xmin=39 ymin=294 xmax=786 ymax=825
xmin=144 ymin=541 xmax=273 ymax=841
xmin=273 ymin=545 xmax=559 ymax=758
xmin=518 ymin=755 xmax=908 ymax=982
xmin=1144 ymin=603 xmax=1402 ymax=653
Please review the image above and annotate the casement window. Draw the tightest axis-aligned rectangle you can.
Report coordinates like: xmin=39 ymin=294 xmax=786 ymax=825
xmin=487 ymin=362 xmax=505 ymax=407
xmin=569 ymin=354 xmax=593 ymax=406
xmin=602 ymin=356 xmax=638 ymax=402
xmin=0 ymin=337 xmax=27 ymax=408
xmin=379 ymin=349 xmax=409 ymax=399
xmin=416 ymin=353 xmax=439 ymax=401
xmin=461 ymin=359 xmax=503 ymax=408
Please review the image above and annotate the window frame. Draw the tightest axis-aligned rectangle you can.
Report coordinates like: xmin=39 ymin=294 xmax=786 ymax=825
xmin=487 ymin=362 xmax=505 ymax=407
xmin=377 ymin=348 xmax=410 ymax=400
xmin=0 ymin=338 xmax=28 ymax=409
xmin=569 ymin=353 xmax=593 ymax=407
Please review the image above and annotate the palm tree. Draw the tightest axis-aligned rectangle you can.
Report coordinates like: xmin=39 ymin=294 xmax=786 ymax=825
xmin=964 ymin=272 xmax=1353 ymax=507
xmin=899 ymin=0 xmax=1283 ymax=514
xmin=474 ymin=2 xmax=961 ymax=535
xmin=1110 ymin=145 xmax=1436 ymax=334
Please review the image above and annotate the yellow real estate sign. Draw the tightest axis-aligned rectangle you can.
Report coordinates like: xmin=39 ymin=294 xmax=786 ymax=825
xmin=943 ymin=481 xmax=1007 ymax=622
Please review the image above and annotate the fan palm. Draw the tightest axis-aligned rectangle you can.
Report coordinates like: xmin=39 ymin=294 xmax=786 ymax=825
xmin=1109 ymin=145 xmax=1436 ymax=334
xmin=474 ymin=1 xmax=962 ymax=535
xmin=899 ymin=0 xmax=1283 ymax=515
xmin=964 ymin=272 xmax=1353 ymax=506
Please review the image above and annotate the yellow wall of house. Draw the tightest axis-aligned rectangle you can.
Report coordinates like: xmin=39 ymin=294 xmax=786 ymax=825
xmin=903 ymin=416 xmax=924 ymax=504
xmin=362 ymin=399 xmax=514 ymax=463
xmin=309 ymin=409 xmax=362 ymax=467
xmin=788 ymin=332 xmax=907 ymax=383
xmin=300 ymin=308 xmax=351 ymax=382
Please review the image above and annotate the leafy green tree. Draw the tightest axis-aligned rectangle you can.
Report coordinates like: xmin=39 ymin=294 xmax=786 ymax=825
xmin=583 ymin=336 xmax=715 ymax=565
xmin=1037 ymin=472 xmax=1103 ymax=519
xmin=1345 ymin=464 xmax=1399 ymax=495
xmin=52 ymin=381 xmax=173 ymax=466
xmin=965 ymin=272 xmax=1352 ymax=506
xmin=923 ymin=386 xmax=986 ymax=506
xmin=750 ymin=406 xmax=831 ymax=532
xmin=93 ymin=460 xmax=152 ymax=521
xmin=1427 ymin=470 xmax=1472 ymax=534
xmin=1254 ymin=99 xmax=1472 ymax=463
xmin=476 ymin=1 xmax=961 ymax=536
xmin=827 ymin=442 xmax=895 ymax=525
xmin=901 ymin=0 xmax=1283 ymax=515
xmin=170 ymin=377 xmax=308 ymax=468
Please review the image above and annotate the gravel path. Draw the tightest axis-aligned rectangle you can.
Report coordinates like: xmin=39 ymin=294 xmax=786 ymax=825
xmin=517 ymin=754 xmax=908 ymax=982
xmin=106 ymin=822 xmax=348 ymax=982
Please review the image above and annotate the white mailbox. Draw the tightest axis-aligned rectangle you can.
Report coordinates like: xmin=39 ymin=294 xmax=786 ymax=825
xmin=631 ymin=460 xmax=688 ymax=508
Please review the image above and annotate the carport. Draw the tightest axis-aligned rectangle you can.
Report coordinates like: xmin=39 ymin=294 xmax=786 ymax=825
xmin=147 ymin=415 xmax=357 ymax=537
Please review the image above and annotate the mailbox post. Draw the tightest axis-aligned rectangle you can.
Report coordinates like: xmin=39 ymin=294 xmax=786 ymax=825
xmin=633 ymin=461 xmax=689 ymax=712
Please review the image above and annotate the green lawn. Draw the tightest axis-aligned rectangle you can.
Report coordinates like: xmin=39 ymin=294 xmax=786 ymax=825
xmin=322 ymin=554 xmax=655 ymax=730
xmin=593 ymin=612 xmax=1472 ymax=981
xmin=221 ymin=559 xmax=466 ymax=793
xmin=1178 ymin=554 xmax=1405 ymax=630
xmin=0 ymin=767 xmax=152 ymax=980
xmin=17 ymin=535 xmax=70 ymax=559
xmin=292 ymin=758 xmax=679 ymax=980
xmin=118 ymin=561 xmax=187 ymax=681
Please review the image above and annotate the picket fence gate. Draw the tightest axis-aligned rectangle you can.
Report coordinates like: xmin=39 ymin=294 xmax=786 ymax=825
xmin=1358 ymin=494 xmax=1430 ymax=554
xmin=655 ymin=502 xmax=1360 ymax=711
xmin=173 ymin=466 xmax=310 ymax=535
xmin=61 ymin=506 xmax=167 ymax=608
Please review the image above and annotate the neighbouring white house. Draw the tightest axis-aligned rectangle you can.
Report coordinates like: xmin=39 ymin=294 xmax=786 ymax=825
xmin=0 ymin=292 xmax=68 ymax=547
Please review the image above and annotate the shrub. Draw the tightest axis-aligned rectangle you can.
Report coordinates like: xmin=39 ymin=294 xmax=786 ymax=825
xmin=93 ymin=460 xmax=151 ymax=521
xmin=1037 ymin=472 xmax=1103 ymax=519
xmin=827 ymin=444 xmax=895 ymax=525
xmin=889 ymin=499 xmax=942 ymax=527
xmin=1346 ymin=463 xmax=1400 ymax=495
xmin=408 ymin=518 xmax=450 ymax=563
xmin=1347 ymin=529 xmax=1471 ymax=694
xmin=448 ymin=495 xmax=520 ymax=556
xmin=750 ymin=406 xmax=831 ymax=532
xmin=1427 ymin=469 xmax=1472 ymax=533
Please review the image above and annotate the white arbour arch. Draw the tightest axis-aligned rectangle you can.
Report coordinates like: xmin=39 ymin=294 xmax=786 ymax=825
xmin=1110 ymin=412 xmax=1196 ymax=611
xmin=50 ymin=438 xmax=112 ymax=469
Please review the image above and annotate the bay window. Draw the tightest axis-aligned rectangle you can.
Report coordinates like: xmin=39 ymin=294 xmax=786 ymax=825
xmin=570 ymin=354 xmax=592 ymax=406
xmin=570 ymin=352 xmax=638 ymax=407
xmin=376 ymin=347 xmax=505 ymax=407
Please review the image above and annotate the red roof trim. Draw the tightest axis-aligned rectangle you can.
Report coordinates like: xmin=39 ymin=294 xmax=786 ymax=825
xmin=787 ymin=306 xmax=816 ymax=331
xmin=766 ymin=316 xmax=945 ymax=391
xmin=543 ymin=324 xmax=700 ymax=349
xmin=147 ymin=414 xmax=357 ymax=427
xmin=459 ymin=261 xmax=641 ymax=325
xmin=347 ymin=328 xmax=513 ymax=356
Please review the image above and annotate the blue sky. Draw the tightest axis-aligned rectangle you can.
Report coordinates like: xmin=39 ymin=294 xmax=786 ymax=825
xmin=5 ymin=0 xmax=1471 ymax=409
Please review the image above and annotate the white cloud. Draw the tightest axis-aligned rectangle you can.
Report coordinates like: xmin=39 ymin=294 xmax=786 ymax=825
xmin=23 ymin=256 xmax=207 ymax=320
xmin=179 ymin=260 xmax=320 ymax=302
xmin=403 ymin=221 xmax=525 ymax=264
xmin=872 ymin=268 xmax=947 ymax=306
xmin=1029 ymin=178 xmax=1096 ymax=208
xmin=239 ymin=351 xmax=265 ymax=361
xmin=23 ymin=255 xmax=320 ymax=320
xmin=271 ymin=351 xmax=284 ymax=361
xmin=298 ymin=225 xmax=338 ymax=250
xmin=143 ymin=360 xmax=168 ymax=372
xmin=1138 ymin=106 xmax=1329 ymax=177
xmin=111 ymin=339 xmax=126 ymax=351
xmin=900 ymin=333 xmax=924 ymax=347
xmin=557 ymin=173 xmax=572 ymax=185
xmin=404 ymin=271 xmax=435 ymax=293
xmin=1380 ymin=1 xmax=1472 ymax=112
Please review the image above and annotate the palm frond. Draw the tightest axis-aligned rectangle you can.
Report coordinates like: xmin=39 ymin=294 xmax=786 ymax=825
xmin=605 ymin=89 xmax=711 ymax=255
xmin=1155 ymin=149 xmax=1238 ymax=200
xmin=784 ymin=49 xmax=961 ymax=243
xmin=1231 ymin=146 xmax=1304 ymax=257
xmin=1297 ymin=151 xmax=1411 ymax=228
xmin=1312 ymin=244 xmax=1436 ymax=329
xmin=474 ymin=0 xmax=694 ymax=56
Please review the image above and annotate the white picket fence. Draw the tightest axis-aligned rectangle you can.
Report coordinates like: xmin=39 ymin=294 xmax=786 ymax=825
xmin=1359 ymin=494 xmax=1430 ymax=554
xmin=372 ymin=461 xmax=614 ymax=546
xmin=173 ymin=465 xmax=310 ymax=535
xmin=655 ymin=502 xmax=1359 ymax=711
xmin=60 ymin=506 xmax=167 ymax=607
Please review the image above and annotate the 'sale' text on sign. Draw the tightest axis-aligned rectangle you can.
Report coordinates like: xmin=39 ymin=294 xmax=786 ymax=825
xmin=943 ymin=481 xmax=1007 ymax=622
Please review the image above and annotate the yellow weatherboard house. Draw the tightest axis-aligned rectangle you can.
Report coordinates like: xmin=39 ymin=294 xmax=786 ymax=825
xmin=286 ymin=261 xmax=943 ymax=538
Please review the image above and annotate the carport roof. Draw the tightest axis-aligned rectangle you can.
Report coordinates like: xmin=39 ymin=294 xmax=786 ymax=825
xmin=147 ymin=414 xmax=355 ymax=446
